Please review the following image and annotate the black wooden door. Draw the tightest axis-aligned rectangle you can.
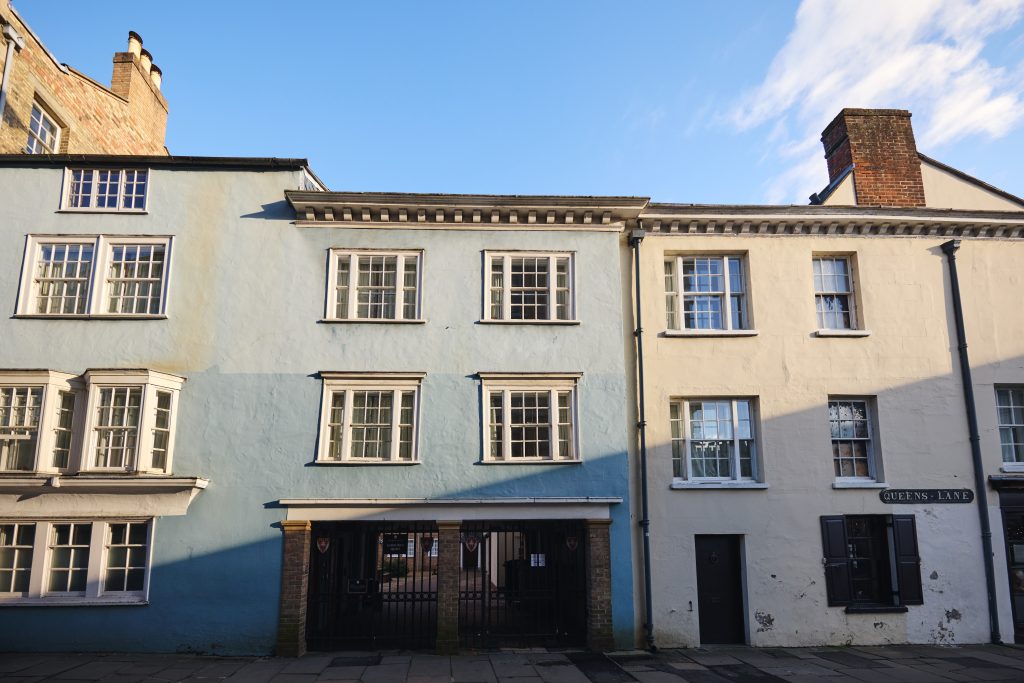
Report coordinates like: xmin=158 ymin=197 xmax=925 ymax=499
xmin=695 ymin=535 xmax=745 ymax=644
xmin=1002 ymin=510 xmax=1024 ymax=642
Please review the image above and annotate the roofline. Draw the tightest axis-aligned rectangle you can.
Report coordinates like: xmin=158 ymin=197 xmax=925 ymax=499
xmin=641 ymin=203 xmax=1024 ymax=220
xmin=918 ymin=153 xmax=1024 ymax=208
xmin=285 ymin=190 xmax=650 ymax=208
xmin=809 ymin=164 xmax=854 ymax=205
xmin=0 ymin=154 xmax=313 ymax=172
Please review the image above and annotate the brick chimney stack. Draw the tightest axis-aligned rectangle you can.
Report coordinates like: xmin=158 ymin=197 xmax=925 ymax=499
xmin=820 ymin=109 xmax=926 ymax=207
xmin=109 ymin=31 xmax=168 ymax=153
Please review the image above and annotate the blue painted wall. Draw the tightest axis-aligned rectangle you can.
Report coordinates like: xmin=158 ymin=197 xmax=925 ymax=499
xmin=0 ymin=166 xmax=636 ymax=653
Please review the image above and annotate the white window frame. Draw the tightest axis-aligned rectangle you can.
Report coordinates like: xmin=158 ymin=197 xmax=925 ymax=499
xmin=813 ymin=254 xmax=860 ymax=331
xmin=17 ymin=235 xmax=173 ymax=318
xmin=0 ymin=371 xmax=77 ymax=475
xmin=997 ymin=386 xmax=1024 ymax=469
xmin=81 ymin=370 xmax=183 ymax=475
xmin=664 ymin=254 xmax=749 ymax=332
xmin=479 ymin=373 xmax=582 ymax=463
xmin=26 ymin=102 xmax=61 ymax=155
xmin=0 ymin=519 xmax=154 ymax=605
xmin=670 ymin=397 xmax=759 ymax=484
xmin=61 ymin=168 xmax=150 ymax=212
xmin=828 ymin=396 xmax=882 ymax=484
xmin=316 ymin=372 xmax=425 ymax=464
xmin=482 ymin=251 xmax=577 ymax=323
xmin=325 ymin=250 xmax=423 ymax=322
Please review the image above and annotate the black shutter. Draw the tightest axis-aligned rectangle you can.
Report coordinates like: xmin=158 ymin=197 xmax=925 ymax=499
xmin=820 ymin=516 xmax=852 ymax=606
xmin=892 ymin=515 xmax=923 ymax=605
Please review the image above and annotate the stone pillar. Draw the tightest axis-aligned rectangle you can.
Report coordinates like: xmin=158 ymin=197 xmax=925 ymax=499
xmin=585 ymin=518 xmax=614 ymax=651
xmin=276 ymin=520 xmax=311 ymax=657
xmin=436 ymin=520 xmax=461 ymax=654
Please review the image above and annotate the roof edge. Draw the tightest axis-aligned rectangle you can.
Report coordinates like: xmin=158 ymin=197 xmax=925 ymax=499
xmin=918 ymin=153 xmax=1024 ymax=209
xmin=0 ymin=154 xmax=312 ymax=171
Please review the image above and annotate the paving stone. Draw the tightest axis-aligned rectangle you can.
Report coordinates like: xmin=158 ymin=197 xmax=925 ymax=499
xmin=530 ymin=655 xmax=571 ymax=665
xmin=363 ymin=663 xmax=414 ymax=683
xmin=267 ymin=675 xmax=319 ymax=683
xmin=810 ymin=651 xmax=890 ymax=669
xmin=491 ymin=654 xmax=536 ymax=679
xmin=0 ymin=655 xmax=50 ymax=674
xmin=667 ymin=663 xmax=708 ymax=671
xmin=316 ymin=665 xmax=368 ymax=680
xmin=498 ymin=678 xmax=544 ymax=683
xmin=451 ymin=656 xmax=497 ymax=683
xmin=535 ymin=663 xmax=592 ymax=683
xmin=759 ymin=661 xmax=848 ymax=678
xmin=409 ymin=655 xmax=452 ymax=677
xmin=382 ymin=656 xmax=414 ymax=665
xmin=686 ymin=654 xmax=743 ymax=667
xmin=14 ymin=656 xmax=94 ymax=677
xmin=53 ymin=660 xmax=131 ymax=679
xmin=282 ymin=657 xmax=335 ymax=675
xmin=629 ymin=671 xmax=685 ymax=683
xmin=225 ymin=660 xmax=290 ymax=682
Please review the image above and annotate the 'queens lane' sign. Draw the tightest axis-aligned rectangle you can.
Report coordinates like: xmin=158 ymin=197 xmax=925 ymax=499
xmin=879 ymin=488 xmax=974 ymax=504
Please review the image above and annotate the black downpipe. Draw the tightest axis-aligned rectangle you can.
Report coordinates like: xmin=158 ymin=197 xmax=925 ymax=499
xmin=629 ymin=226 xmax=656 ymax=651
xmin=941 ymin=239 xmax=1001 ymax=644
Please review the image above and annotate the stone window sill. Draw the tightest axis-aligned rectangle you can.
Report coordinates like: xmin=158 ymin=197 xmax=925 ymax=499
xmin=663 ymin=329 xmax=758 ymax=338
xmin=1001 ymin=463 xmax=1024 ymax=473
xmin=0 ymin=597 xmax=148 ymax=607
xmin=844 ymin=605 xmax=908 ymax=614
xmin=313 ymin=461 xmax=420 ymax=466
xmin=815 ymin=329 xmax=871 ymax=338
xmin=477 ymin=320 xmax=581 ymax=326
xmin=13 ymin=314 xmax=167 ymax=320
xmin=832 ymin=481 xmax=888 ymax=489
xmin=479 ymin=460 xmax=582 ymax=465
xmin=670 ymin=481 xmax=768 ymax=490
xmin=319 ymin=319 xmax=426 ymax=324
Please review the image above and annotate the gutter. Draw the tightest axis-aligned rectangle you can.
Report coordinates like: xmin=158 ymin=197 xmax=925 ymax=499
xmin=940 ymin=239 xmax=1001 ymax=644
xmin=0 ymin=22 xmax=25 ymax=130
xmin=629 ymin=225 xmax=656 ymax=651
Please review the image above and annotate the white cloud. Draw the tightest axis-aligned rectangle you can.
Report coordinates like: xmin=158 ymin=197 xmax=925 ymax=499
xmin=733 ymin=0 xmax=1024 ymax=203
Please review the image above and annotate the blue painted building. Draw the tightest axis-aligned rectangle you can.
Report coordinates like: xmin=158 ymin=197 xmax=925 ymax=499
xmin=0 ymin=156 xmax=644 ymax=654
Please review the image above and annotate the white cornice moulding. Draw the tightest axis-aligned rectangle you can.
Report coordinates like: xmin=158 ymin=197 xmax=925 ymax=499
xmin=0 ymin=476 xmax=208 ymax=517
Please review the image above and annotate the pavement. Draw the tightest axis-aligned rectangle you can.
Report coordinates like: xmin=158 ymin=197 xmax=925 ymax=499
xmin=3 ymin=646 xmax=1024 ymax=683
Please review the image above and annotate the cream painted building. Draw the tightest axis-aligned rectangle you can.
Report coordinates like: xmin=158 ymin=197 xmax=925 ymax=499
xmin=633 ymin=109 xmax=1024 ymax=647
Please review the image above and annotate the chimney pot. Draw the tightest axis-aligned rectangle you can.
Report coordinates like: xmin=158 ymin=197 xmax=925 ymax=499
xmin=149 ymin=64 xmax=162 ymax=90
xmin=139 ymin=48 xmax=153 ymax=74
xmin=127 ymin=31 xmax=143 ymax=58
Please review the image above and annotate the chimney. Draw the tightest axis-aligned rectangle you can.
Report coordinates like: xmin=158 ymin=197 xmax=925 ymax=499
xmin=127 ymin=30 xmax=143 ymax=58
xmin=149 ymin=64 xmax=162 ymax=90
xmin=139 ymin=48 xmax=152 ymax=75
xmin=820 ymin=108 xmax=926 ymax=207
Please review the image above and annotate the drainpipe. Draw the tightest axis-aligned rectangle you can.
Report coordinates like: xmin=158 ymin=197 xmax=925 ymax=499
xmin=629 ymin=225 xmax=656 ymax=651
xmin=941 ymin=239 xmax=1001 ymax=644
xmin=0 ymin=23 xmax=26 ymax=130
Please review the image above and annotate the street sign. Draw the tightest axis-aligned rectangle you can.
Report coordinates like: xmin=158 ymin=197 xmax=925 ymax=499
xmin=879 ymin=488 xmax=974 ymax=504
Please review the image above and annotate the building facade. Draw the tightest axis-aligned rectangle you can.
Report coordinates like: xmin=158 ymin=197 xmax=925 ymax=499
xmin=0 ymin=2 xmax=168 ymax=156
xmin=0 ymin=157 xmax=641 ymax=654
xmin=635 ymin=109 xmax=1024 ymax=647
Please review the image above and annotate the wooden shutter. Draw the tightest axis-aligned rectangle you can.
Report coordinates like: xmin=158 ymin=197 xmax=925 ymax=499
xmin=820 ymin=516 xmax=852 ymax=606
xmin=892 ymin=515 xmax=923 ymax=605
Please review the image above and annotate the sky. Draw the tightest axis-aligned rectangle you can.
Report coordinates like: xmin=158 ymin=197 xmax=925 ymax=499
xmin=16 ymin=0 xmax=1024 ymax=204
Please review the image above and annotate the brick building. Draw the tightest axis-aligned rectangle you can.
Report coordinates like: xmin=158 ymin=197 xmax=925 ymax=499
xmin=0 ymin=1 xmax=167 ymax=155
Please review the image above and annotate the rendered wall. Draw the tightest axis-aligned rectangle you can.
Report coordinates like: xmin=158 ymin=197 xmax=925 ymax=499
xmin=637 ymin=233 xmax=1024 ymax=647
xmin=0 ymin=166 xmax=636 ymax=653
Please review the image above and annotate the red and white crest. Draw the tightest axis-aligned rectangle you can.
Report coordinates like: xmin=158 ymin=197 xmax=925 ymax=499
xmin=463 ymin=534 xmax=480 ymax=553
xmin=565 ymin=536 xmax=579 ymax=551
xmin=316 ymin=537 xmax=330 ymax=554
xmin=421 ymin=536 xmax=435 ymax=554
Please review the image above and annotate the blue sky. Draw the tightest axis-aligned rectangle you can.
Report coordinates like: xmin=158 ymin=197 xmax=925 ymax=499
xmin=17 ymin=0 xmax=1024 ymax=203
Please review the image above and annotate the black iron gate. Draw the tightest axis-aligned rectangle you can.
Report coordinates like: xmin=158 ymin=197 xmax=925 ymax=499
xmin=458 ymin=520 xmax=587 ymax=648
xmin=306 ymin=521 xmax=438 ymax=650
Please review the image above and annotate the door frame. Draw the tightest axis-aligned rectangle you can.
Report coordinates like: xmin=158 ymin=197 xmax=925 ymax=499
xmin=694 ymin=534 xmax=749 ymax=645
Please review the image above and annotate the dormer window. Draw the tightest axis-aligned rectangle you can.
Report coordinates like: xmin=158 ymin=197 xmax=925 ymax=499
xmin=64 ymin=169 xmax=149 ymax=212
xmin=26 ymin=103 xmax=60 ymax=154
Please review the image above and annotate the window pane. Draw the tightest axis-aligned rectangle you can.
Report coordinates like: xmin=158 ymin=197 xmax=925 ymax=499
xmin=830 ymin=400 xmax=873 ymax=478
xmin=0 ymin=523 xmax=34 ymax=593
xmin=350 ymin=391 xmax=393 ymax=459
xmin=510 ymin=258 xmax=550 ymax=320
xmin=327 ymin=391 xmax=346 ymax=460
xmin=489 ymin=391 xmax=504 ymax=459
xmin=48 ymin=523 xmax=90 ymax=593
xmin=52 ymin=391 xmax=76 ymax=469
xmin=0 ymin=387 xmax=43 ymax=472
xmin=34 ymin=243 xmax=93 ymax=315
xmin=151 ymin=391 xmax=172 ymax=472
xmin=94 ymin=387 xmax=142 ymax=469
xmin=403 ymin=258 xmax=418 ymax=319
xmin=490 ymin=258 xmax=504 ymax=319
xmin=998 ymin=388 xmax=1024 ymax=463
xmin=664 ymin=260 xmax=678 ymax=330
xmin=96 ymin=170 xmax=121 ymax=208
xmin=69 ymin=170 xmax=94 ymax=208
xmin=509 ymin=391 xmax=550 ymax=458
xmin=398 ymin=391 xmax=416 ymax=460
xmin=121 ymin=170 xmax=148 ymax=210
xmin=335 ymin=255 xmax=350 ymax=319
xmin=27 ymin=104 xmax=59 ymax=154
xmin=557 ymin=391 xmax=573 ymax=458
xmin=555 ymin=258 xmax=571 ymax=320
xmin=104 ymin=522 xmax=148 ymax=592
xmin=107 ymin=244 xmax=165 ymax=314
xmin=356 ymin=256 xmax=397 ymax=319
